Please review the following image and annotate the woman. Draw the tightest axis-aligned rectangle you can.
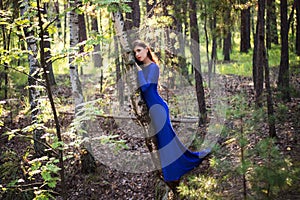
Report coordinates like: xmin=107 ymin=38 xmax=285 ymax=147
xmin=132 ymin=40 xmax=211 ymax=182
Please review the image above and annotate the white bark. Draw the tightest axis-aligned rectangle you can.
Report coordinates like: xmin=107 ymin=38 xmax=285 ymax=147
xmin=69 ymin=1 xmax=84 ymax=113
xmin=68 ymin=2 xmax=95 ymax=171
xmin=21 ymin=0 xmax=45 ymax=156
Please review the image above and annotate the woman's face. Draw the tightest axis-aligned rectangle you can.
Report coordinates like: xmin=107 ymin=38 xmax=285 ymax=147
xmin=133 ymin=45 xmax=148 ymax=63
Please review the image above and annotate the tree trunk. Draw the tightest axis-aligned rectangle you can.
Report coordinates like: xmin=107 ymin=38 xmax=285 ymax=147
xmin=21 ymin=0 xmax=46 ymax=157
xmin=115 ymin=40 xmax=124 ymax=106
xmin=78 ymin=12 xmax=87 ymax=53
xmin=278 ymin=0 xmax=291 ymax=102
xmin=125 ymin=0 xmax=140 ymax=30
xmin=296 ymin=0 xmax=300 ymax=56
xmin=0 ymin=0 xmax=12 ymax=100
xmin=204 ymin=4 xmax=211 ymax=86
xmin=265 ymin=52 xmax=277 ymax=138
xmin=253 ymin=0 xmax=266 ymax=107
xmin=223 ymin=31 xmax=231 ymax=61
xmin=124 ymin=0 xmax=140 ymax=42
xmin=69 ymin=0 xmax=96 ymax=173
xmin=43 ymin=3 xmax=56 ymax=85
xmin=174 ymin=0 xmax=188 ymax=79
xmin=54 ymin=0 xmax=62 ymax=37
xmin=189 ymin=0 xmax=207 ymax=125
xmin=132 ymin=0 xmax=140 ymax=28
xmin=266 ymin=0 xmax=279 ymax=49
xmin=69 ymin=2 xmax=83 ymax=112
xmin=211 ymin=15 xmax=217 ymax=74
xmin=223 ymin=9 xmax=231 ymax=61
xmin=91 ymin=14 xmax=103 ymax=68
xmin=240 ymin=0 xmax=251 ymax=53
xmin=36 ymin=0 xmax=66 ymax=196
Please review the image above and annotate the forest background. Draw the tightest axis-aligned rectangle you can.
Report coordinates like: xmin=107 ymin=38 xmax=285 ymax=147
xmin=0 ymin=0 xmax=299 ymax=199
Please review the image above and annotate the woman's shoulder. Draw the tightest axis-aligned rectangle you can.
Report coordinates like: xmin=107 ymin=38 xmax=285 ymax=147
xmin=149 ymin=62 xmax=159 ymax=69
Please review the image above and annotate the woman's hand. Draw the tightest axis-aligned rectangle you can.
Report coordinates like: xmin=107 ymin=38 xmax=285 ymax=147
xmin=135 ymin=62 xmax=142 ymax=71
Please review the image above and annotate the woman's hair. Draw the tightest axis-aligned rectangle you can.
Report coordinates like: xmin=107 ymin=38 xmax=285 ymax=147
xmin=132 ymin=40 xmax=159 ymax=65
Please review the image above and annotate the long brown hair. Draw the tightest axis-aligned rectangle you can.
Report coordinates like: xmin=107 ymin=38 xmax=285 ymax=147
xmin=132 ymin=40 xmax=159 ymax=65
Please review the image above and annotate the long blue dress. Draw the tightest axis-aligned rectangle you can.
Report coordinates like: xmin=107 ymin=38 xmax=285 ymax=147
xmin=137 ymin=63 xmax=211 ymax=181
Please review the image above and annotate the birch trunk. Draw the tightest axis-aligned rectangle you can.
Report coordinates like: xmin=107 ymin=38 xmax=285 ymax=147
xmin=21 ymin=0 xmax=46 ymax=156
xmin=69 ymin=0 xmax=96 ymax=173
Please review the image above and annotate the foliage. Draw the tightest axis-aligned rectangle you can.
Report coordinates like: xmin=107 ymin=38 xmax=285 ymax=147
xmin=177 ymin=175 xmax=218 ymax=200
xmin=250 ymin=138 xmax=294 ymax=198
xmin=178 ymin=94 xmax=299 ymax=199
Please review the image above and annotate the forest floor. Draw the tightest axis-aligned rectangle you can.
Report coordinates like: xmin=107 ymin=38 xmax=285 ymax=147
xmin=1 ymin=65 xmax=300 ymax=200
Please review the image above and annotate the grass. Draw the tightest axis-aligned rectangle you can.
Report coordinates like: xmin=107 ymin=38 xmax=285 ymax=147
xmin=216 ymin=44 xmax=299 ymax=77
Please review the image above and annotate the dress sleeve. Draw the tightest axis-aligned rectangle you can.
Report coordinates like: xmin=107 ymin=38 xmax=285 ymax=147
xmin=137 ymin=64 xmax=159 ymax=92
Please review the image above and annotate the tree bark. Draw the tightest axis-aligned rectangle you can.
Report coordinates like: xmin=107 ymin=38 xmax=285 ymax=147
xmin=124 ymin=0 xmax=140 ymax=42
xmin=278 ymin=0 xmax=291 ymax=101
xmin=240 ymin=0 xmax=251 ymax=52
xmin=125 ymin=0 xmax=140 ymax=30
xmin=223 ymin=8 xmax=231 ymax=61
xmin=91 ymin=14 xmax=103 ymax=68
xmin=21 ymin=0 xmax=46 ymax=157
xmin=36 ymin=0 xmax=66 ymax=196
xmin=265 ymin=53 xmax=277 ymax=138
xmin=78 ymin=8 xmax=87 ymax=54
xmin=0 ymin=0 xmax=13 ymax=99
xmin=253 ymin=0 xmax=266 ymax=107
xmin=296 ymin=0 xmax=300 ymax=56
xmin=211 ymin=15 xmax=217 ymax=74
xmin=174 ymin=0 xmax=188 ymax=79
xmin=189 ymin=0 xmax=207 ymax=125
xmin=43 ymin=3 xmax=56 ymax=85
xmin=69 ymin=0 xmax=96 ymax=173
xmin=223 ymin=31 xmax=231 ymax=61
xmin=266 ymin=0 xmax=279 ymax=49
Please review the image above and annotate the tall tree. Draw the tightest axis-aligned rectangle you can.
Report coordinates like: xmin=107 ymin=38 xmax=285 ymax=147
xmin=125 ymin=0 xmax=140 ymax=31
xmin=174 ymin=0 xmax=188 ymax=78
xmin=296 ymin=0 xmax=300 ymax=56
xmin=189 ymin=0 xmax=207 ymax=125
xmin=91 ymin=12 xmax=103 ymax=68
xmin=253 ymin=0 xmax=266 ymax=106
xmin=43 ymin=3 xmax=56 ymax=85
xmin=21 ymin=0 xmax=46 ymax=156
xmin=278 ymin=0 xmax=291 ymax=101
xmin=36 ymin=0 xmax=66 ymax=195
xmin=240 ymin=0 xmax=251 ymax=53
xmin=69 ymin=0 xmax=96 ymax=173
xmin=211 ymin=14 xmax=217 ymax=74
xmin=266 ymin=0 xmax=279 ymax=49
xmin=223 ymin=6 xmax=232 ymax=61
xmin=0 ymin=0 xmax=9 ymax=99
xmin=265 ymin=52 xmax=277 ymax=138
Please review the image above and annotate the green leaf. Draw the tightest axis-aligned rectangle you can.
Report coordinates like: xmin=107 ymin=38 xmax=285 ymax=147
xmin=47 ymin=180 xmax=57 ymax=188
xmin=8 ymin=133 xmax=15 ymax=141
xmin=41 ymin=170 xmax=52 ymax=181
xmin=45 ymin=163 xmax=61 ymax=174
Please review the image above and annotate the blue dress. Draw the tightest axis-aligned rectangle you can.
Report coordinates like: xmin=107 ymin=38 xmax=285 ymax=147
xmin=137 ymin=63 xmax=211 ymax=181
